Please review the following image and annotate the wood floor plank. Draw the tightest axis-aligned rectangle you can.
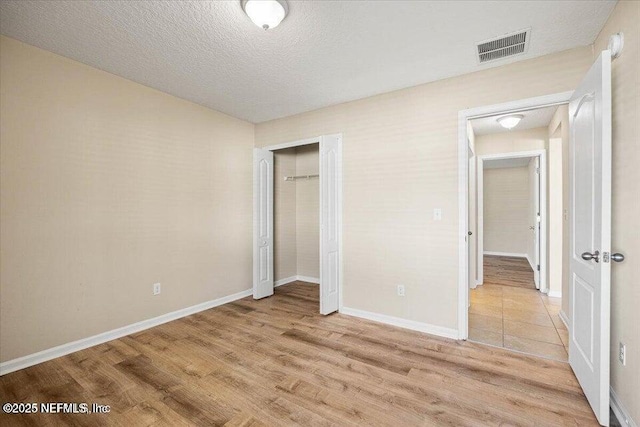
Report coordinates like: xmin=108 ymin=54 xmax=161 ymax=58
xmin=0 ymin=282 xmax=598 ymax=426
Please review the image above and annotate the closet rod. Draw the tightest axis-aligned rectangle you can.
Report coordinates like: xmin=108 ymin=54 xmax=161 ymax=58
xmin=284 ymin=174 xmax=319 ymax=181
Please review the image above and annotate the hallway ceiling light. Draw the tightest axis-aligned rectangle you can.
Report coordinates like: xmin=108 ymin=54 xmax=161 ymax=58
xmin=242 ymin=0 xmax=288 ymax=30
xmin=497 ymin=114 xmax=524 ymax=130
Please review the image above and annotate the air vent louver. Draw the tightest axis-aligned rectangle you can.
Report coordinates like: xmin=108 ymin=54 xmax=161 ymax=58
xmin=477 ymin=29 xmax=530 ymax=64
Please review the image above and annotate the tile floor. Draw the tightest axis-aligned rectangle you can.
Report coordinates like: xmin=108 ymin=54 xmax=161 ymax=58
xmin=469 ymin=256 xmax=569 ymax=362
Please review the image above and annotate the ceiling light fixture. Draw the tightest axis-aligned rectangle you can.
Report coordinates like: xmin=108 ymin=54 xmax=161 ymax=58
xmin=497 ymin=114 xmax=524 ymax=130
xmin=242 ymin=0 xmax=288 ymax=30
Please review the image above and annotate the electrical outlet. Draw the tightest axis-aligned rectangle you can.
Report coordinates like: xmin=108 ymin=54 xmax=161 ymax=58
xmin=619 ymin=342 xmax=626 ymax=365
xmin=433 ymin=208 xmax=442 ymax=221
xmin=153 ymin=282 xmax=161 ymax=296
xmin=397 ymin=285 xmax=405 ymax=297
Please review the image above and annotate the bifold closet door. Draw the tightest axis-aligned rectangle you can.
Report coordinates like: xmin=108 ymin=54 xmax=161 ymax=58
xmin=319 ymin=135 xmax=341 ymax=314
xmin=253 ymin=148 xmax=274 ymax=299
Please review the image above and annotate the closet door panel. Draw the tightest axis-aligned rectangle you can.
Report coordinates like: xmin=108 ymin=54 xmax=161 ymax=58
xmin=253 ymin=148 xmax=274 ymax=299
xmin=320 ymin=135 xmax=342 ymax=314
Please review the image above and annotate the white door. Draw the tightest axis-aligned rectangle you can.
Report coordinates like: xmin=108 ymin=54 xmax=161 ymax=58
xmin=253 ymin=148 xmax=274 ymax=299
xmin=319 ymin=134 xmax=341 ymax=314
xmin=569 ymin=51 xmax=612 ymax=426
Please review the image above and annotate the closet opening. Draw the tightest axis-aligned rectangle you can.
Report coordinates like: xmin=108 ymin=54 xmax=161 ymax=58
xmin=253 ymin=134 xmax=343 ymax=315
xmin=273 ymin=144 xmax=321 ymax=305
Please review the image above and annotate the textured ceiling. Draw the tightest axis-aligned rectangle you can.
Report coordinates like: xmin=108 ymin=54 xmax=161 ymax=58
xmin=0 ymin=1 xmax=615 ymax=123
xmin=471 ymin=105 xmax=559 ymax=136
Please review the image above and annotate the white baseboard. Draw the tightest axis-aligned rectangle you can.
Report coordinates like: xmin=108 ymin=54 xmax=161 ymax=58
xmin=611 ymin=386 xmax=637 ymax=427
xmin=559 ymin=310 xmax=570 ymax=330
xmin=275 ymin=276 xmax=298 ymax=287
xmin=0 ymin=288 xmax=253 ymax=376
xmin=547 ymin=290 xmax=562 ymax=298
xmin=339 ymin=307 xmax=459 ymax=340
xmin=484 ymin=251 xmax=528 ymax=258
xmin=275 ymin=275 xmax=320 ymax=287
xmin=526 ymin=254 xmax=535 ymax=271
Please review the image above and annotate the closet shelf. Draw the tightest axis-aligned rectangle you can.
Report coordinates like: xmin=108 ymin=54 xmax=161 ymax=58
xmin=284 ymin=174 xmax=319 ymax=181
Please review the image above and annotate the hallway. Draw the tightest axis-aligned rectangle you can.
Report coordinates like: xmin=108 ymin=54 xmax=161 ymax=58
xmin=469 ymin=256 xmax=569 ymax=361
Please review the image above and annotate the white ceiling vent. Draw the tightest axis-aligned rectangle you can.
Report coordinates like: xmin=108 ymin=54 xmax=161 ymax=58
xmin=476 ymin=29 xmax=531 ymax=64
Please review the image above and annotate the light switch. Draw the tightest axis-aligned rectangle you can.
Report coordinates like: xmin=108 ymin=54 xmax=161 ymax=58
xmin=433 ymin=208 xmax=442 ymax=221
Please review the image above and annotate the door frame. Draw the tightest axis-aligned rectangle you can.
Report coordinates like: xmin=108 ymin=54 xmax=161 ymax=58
xmin=477 ymin=150 xmax=547 ymax=293
xmin=467 ymin=143 xmax=477 ymax=298
xmin=255 ymin=134 xmax=344 ymax=313
xmin=457 ymin=91 xmax=572 ymax=340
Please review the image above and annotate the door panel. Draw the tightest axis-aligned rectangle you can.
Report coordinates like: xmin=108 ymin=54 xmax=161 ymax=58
xmin=568 ymin=51 xmax=611 ymax=426
xmin=320 ymin=135 xmax=341 ymax=314
xmin=573 ymin=275 xmax=595 ymax=366
xmin=253 ymin=148 xmax=274 ymax=299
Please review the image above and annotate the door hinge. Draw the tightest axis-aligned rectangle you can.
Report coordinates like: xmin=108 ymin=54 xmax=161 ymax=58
xmin=603 ymin=252 xmax=610 ymax=263
xmin=536 ymin=167 xmax=540 ymax=174
xmin=537 ymin=265 xmax=540 ymax=271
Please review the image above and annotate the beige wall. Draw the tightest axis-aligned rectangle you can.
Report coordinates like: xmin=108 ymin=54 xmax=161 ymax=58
xmin=256 ymin=46 xmax=593 ymax=328
xmin=483 ymin=166 xmax=531 ymax=255
xmin=295 ymin=145 xmax=320 ymax=279
xmin=475 ymin=127 xmax=547 ymax=156
xmin=0 ymin=36 xmax=255 ymax=362
xmin=274 ymin=148 xmax=297 ymax=280
xmin=594 ymin=1 xmax=640 ymax=422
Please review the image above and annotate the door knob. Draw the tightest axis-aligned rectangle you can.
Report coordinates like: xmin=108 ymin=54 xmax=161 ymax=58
xmin=468 ymin=231 xmax=473 ymax=236
xmin=611 ymin=253 xmax=625 ymax=262
xmin=581 ymin=251 xmax=600 ymax=262
xmin=529 ymin=226 xmax=535 ymax=230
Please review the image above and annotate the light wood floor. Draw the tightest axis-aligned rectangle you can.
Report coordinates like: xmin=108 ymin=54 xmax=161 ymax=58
xmin=483 ymin=255 xmax=536 ymax=289
xmin=469 ymin=256 xmax=569 ymax=361
xmin=0 ymin=281 xmax=597 ymax=426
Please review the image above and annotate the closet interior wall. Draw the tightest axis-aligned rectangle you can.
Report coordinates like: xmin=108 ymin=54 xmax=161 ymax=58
xmin=274 ymin=144 xmax=320 ymax=283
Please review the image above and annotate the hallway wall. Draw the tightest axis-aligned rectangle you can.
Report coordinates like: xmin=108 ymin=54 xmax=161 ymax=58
xmin=483 ymin=166 xmax=531 ymax=256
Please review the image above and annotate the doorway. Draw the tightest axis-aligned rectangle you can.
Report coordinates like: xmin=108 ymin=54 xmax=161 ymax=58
xmin=477 ymin=150 xmax=547 ymax=292
xmin=466 ymin=103 xmax=572 ymax=361
xmin=459 ymin=93 xmax=572 ymax=337
xmin=471 ymin=145 xmax=571 ymax=361
xmin=252 ymin=134 xmax=343 ymax=315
